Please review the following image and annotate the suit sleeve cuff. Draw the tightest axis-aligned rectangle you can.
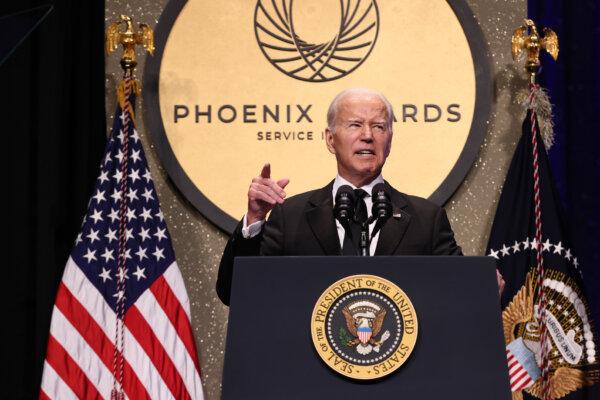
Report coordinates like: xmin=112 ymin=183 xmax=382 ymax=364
xmin=241 ymin=214 xmax=265 ymax=238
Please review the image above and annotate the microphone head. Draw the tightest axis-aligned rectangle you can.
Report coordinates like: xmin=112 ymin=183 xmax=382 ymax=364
xmin=371 ymin=183 xmax=392 ymax=219
xmin=334 ymin=185 xmax=355 ymax=222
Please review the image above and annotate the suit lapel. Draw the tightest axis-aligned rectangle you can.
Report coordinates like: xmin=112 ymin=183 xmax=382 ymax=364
xmin=374 ymin=183 xmax=411 ymax=255
xmin=305 ymin=182 xmax=341 ymax=255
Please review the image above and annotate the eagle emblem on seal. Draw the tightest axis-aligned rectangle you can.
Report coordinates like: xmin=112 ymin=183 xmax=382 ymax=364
xmin=341 ymin=300 xmax=391 ymax=355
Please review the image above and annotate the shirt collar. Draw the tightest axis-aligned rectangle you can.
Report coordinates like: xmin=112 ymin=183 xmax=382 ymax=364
xmin=332 ymin=174 xmax=384 ymax=199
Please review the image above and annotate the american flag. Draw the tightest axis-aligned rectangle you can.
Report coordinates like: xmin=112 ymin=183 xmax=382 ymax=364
xmin=39 ymin=76 xmax=204 ymax=399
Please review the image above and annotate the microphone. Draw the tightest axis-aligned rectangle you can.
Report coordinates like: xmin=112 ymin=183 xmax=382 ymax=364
xmin=333 ymin=185 xmax=355 ymax=226
xmin=371 ymin=183 xmax=392 ymax=237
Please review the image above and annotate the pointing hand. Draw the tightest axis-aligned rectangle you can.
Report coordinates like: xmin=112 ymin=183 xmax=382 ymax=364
xmin=247 ymin=163 xmax=289 ymax=225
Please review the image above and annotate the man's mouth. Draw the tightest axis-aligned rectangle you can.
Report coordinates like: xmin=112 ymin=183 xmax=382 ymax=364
xmin=355 ymin=150 xmax=375 ymax=156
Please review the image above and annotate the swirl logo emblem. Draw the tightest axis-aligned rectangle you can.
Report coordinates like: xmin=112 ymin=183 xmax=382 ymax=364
xmin=254 ymin=0 xmax=380 ymax=82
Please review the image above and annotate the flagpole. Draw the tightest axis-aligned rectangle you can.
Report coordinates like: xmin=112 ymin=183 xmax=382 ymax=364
xmin=105 ymin=15 xmax=154 ymax=400
xmin=512 ymin=19 xmax=559 ymax=400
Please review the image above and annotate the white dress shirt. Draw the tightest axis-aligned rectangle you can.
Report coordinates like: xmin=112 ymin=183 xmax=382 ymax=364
xmin=242 ymin=174 xmax=385 ymax=255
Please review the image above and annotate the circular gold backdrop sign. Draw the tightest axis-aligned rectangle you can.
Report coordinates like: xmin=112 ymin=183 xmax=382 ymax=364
xmin=144 ymin=0 xmax=491 ymax=232
xmin=311 ymin=274 xmax=418 ymax=380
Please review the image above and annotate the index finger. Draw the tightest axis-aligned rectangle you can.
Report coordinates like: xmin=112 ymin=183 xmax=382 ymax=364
xmin=260 ymin=163 xmax=271 ymax=179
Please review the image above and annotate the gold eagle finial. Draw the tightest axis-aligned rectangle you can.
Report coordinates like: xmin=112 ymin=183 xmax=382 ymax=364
xmin=106 ymin=15 xmax=155 ymax=71
xmin=512 ymin=19 xmax=559 ymax=83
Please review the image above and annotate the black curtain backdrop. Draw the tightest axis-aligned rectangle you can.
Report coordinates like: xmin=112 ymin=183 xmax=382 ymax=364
xmin=528 ymin=1 xmax=600 ymax=334
xmin=1 ymin=1 xmax=105 ymax=398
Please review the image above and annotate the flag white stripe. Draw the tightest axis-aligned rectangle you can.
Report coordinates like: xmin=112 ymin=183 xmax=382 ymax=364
xmin=510 ymin=368 xmax=527 ymax=384
xmin=122 ymin=327 xmax=175 ymax=400
xmin=49 ymin=307 xmax=113 ymax=399
xmin=508 ymin=362 xmax=521 ymax=375
xmin=62 ymin=257 xmax=175 ymax=400
xmin=513 ymin=373 xmax=532 ymax=391
xmin=135 ymin=289 xmax=204 ymax=399
xmin=163 ymin=262 xmax=192 ymax=318
xmin=41 ymin=361 xmax=78 ymax=400
xmin=508 ymin=365 xmax=521 ymax=375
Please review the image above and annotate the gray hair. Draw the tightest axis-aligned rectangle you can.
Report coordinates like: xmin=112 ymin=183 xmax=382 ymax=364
xmin=326 ymin=88 xmax=394 ymax=133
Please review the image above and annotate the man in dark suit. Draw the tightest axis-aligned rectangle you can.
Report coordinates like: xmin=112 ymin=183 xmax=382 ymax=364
xmin=217 ymin=88 xmax=485 ymax=306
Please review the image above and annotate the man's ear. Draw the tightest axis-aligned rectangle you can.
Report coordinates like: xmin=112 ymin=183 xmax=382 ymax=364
xmin=325 ymin=128 xmax=336 ymax=154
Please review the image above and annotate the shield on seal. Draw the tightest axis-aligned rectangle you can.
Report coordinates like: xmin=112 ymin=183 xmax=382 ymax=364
xmin=358 ymin=325 xmax=372 ymax=344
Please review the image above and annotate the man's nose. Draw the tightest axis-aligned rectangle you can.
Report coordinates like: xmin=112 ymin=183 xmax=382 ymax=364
xmin=360 ymin=126 xmax=374 ymax=141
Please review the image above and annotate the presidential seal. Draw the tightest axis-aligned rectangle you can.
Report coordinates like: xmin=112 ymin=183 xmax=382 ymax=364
xmin=311 ymin=274 xmax=418 ymax=380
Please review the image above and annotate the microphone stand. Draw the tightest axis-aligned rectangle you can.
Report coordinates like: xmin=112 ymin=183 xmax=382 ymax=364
xmin=359 ymin=212 xmax=391 ymax=256
xmin=359 ymin=221 xmax=370 ymax=256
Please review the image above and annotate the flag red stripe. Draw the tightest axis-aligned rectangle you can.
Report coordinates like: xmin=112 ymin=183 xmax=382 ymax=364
xmin=55 ymin=282 xmax=151 ymax=400
xmin=45 ymin=335 xmax=102 ymax=400
xmin=510 ymin=366 xmax=526 ymax=379
xmin=125 ymin=305 xmax=192 ymax=400
xmin=39 ymin=389 xmax=51 ymax=400
xmin=150 ymin=276 xmax=200 ymax=369
xmin=513 ymin=376 xmax=533 ymax=391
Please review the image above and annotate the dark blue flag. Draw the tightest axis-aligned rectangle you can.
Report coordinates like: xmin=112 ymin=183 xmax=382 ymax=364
xmin=487 ymin=107 xmax=599 ymax=399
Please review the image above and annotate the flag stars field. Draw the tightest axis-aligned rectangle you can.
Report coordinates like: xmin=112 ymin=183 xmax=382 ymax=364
xmin=487 ymin=237 xmax=580 ymax=274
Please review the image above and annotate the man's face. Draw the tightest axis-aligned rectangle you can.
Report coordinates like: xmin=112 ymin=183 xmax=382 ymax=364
xmin=325 ymin=93 xmax=392 ymax=185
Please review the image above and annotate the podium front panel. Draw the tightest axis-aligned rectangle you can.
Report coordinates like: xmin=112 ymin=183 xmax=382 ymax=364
xmin=222 ymin=256 xmax=511 ymax=400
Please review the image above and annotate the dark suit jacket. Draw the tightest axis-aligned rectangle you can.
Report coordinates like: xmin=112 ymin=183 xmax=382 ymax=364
xmin=216 ymin=181 xmax=462 ymax=305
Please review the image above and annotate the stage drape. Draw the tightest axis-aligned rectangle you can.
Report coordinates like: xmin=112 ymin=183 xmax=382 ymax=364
xmin=1 ymin=1 xmax=105 ymax=398
xmin=528 ymin=1 xmax=600 ymax=334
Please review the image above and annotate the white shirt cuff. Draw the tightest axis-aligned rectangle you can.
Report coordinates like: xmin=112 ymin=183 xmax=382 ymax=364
xmin=241 ymin=214 xmax=265 ymax=238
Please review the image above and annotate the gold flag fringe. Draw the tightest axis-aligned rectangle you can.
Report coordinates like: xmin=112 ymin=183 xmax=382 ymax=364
xmin=516 ymin=86 xmax=555 ymax=150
